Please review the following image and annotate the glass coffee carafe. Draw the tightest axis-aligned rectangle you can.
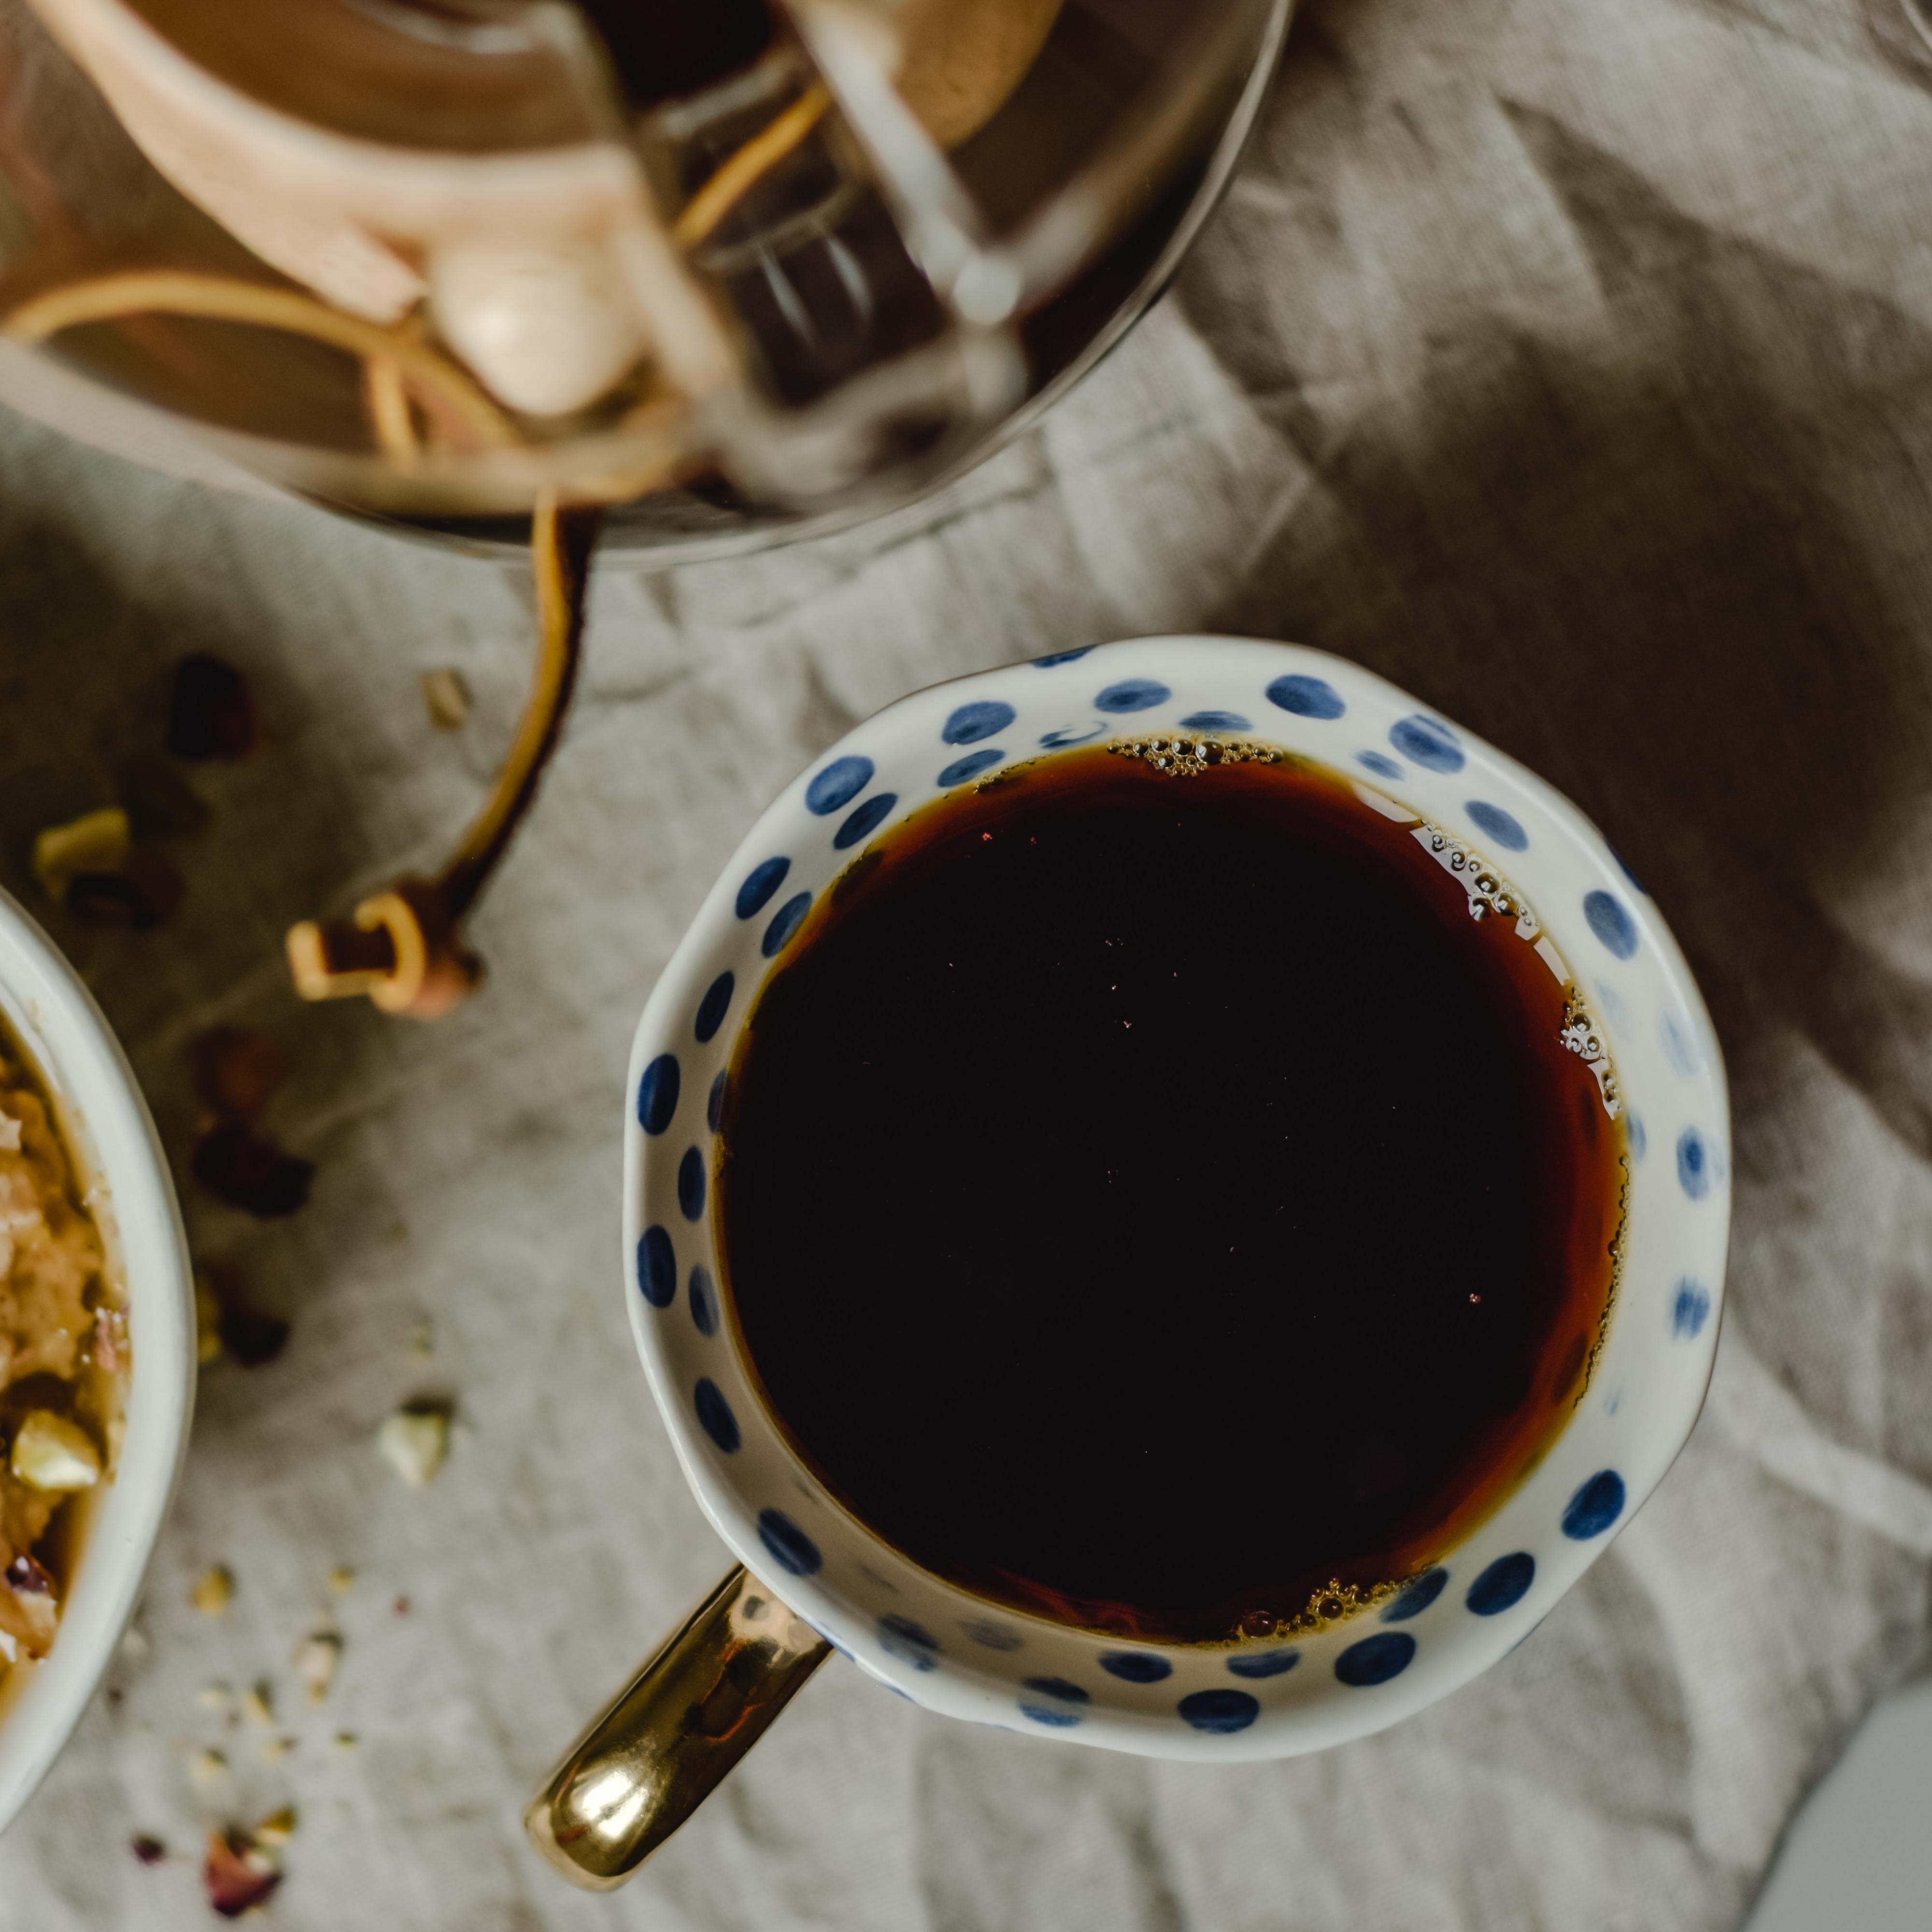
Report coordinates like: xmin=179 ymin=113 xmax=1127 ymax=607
xmin=0 ymin=0 xmax=1289 ymax=1019
xmin=0 ymin=0 xmax=1289 ymax=562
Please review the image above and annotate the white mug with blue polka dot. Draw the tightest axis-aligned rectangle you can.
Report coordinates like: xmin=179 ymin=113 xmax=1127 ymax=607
xmin=528 ymin=636 xmax=1730 ymax=1887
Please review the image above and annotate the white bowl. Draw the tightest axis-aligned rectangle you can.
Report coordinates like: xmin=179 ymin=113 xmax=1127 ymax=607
xmin=0 ymin=887 xmax=194 ymax=1832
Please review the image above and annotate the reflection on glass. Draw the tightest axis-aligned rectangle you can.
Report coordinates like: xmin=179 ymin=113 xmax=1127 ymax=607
xmin=0 ymin=0 xmax=1289 ymax=558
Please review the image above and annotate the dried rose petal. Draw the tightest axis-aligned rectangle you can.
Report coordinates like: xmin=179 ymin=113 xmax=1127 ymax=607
xmin=64 ymin=849 xmax=184 ymax=930
xmin=217 ymin=1301 xmax=290 ymax=1370
xmin=191 ymin=1122 xmax=314 ymax=1219
xmin=193 ymin=1029 xmax=289 ymax=1125
xmin=167 ymin=655 xmax=257 ymax=763
xmin=130 ymin=1834 xmax=167 ymax=1866
xmin=116 ymin=753 xmax=211 ymax=839
xmin=202 ymin=1830 xmax=279 ymax=1919
xmin=93 ymin=1307 xmax=128 ymax=1375
xmin=195 ymin=1264 xmax=291 ymax=1369
xmin=5 ymin=1555 xmax=53 ymax=1596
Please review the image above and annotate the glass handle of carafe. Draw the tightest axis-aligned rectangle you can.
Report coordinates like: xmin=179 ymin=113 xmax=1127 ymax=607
xmin=783 ymin=0 xmax=1023 ymax=327
xmin=524 ymin=1565 xmax=831 ymax=1890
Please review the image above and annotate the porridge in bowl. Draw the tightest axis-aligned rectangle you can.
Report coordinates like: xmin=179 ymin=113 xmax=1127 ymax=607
xmin=0 ymin=1016 xmax=124 ymax=1687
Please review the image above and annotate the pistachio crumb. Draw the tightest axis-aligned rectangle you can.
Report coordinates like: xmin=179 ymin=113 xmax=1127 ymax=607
xmin=191 ymin=1566 xmax=234 ymax=1616
xmin=253 ymin=1806 xmax=297 ymax=1847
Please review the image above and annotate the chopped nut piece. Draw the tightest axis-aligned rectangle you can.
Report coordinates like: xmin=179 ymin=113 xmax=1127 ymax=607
xmin=196 ymin=1264 xmax=292 ymax=1367
xmin=259 ymin=1734 xmax=297 ymax=1762
xmin=191 ymin=1122 xmax=315 ymax=1219
xmin=241 ymin=1683 xmax=273 ymax=1727
xmin=115 ymin=752 xmax=210 ymax=838
xmin=121 ymin=1622 xmax=151 ymax=1661
xmin=421 ymin=667 xmax=472 ymax=730
xmin=198 ymin=1682 xmax=232 ymax=1713
xmin=377 ymin=1403 xmax=449 ymax=1486
xmin=0 ymin=1112 xmax=19 ymax=1152
xmin=167 ymin=654 xmax=257 ymax=763
xmin=202 ymin=1829 xmax=280 ymax=1918
xmin=130 ymin=1833 xmax=167 ymax=1865
xmin=187 ymin=1747 xmax=227 ymax=1788
xmin=192 ymin=1029 xmax=289 ymax=1125
xmin=253 ymin=1805 xmax=297 ymax=1847
xmin=294 ymin=1630 xmax=341 ymax=1704
xmin=219 ymin=1300 xmax=291 ymax=1369
xmin=10 ymin=1410 xmax=102 ymax=1491
xmin=327 ymin=1564 xmax=355 ymax=1594
xmin=191 ymin=1566 xmax=234 ymax=1616
xmin=32 ymin=808 xmax=130 ymax=904
xmin=195 ymin=1277 xmax=225 ymax=1366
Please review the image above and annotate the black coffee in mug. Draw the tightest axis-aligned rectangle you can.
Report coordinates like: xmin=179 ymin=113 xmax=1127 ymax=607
xmin=716 ymin=743 xmax=1625 ymax=1646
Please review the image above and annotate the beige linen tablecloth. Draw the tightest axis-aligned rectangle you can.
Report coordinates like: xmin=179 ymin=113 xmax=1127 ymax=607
xmin=3 ymin=0 xmax=1932 ymax=1923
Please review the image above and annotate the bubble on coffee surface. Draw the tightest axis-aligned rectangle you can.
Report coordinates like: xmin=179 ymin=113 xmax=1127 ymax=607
xmin=1223 ymin=1577 xmax=1406 ymax=1645
xmin=1412 ymin=824 xmax=1543 ymax=942
xmin=1107 ymin=736 xmax=1281 ymax=777
xmin=1559 ymin=988 xmax=1621 ymax=1119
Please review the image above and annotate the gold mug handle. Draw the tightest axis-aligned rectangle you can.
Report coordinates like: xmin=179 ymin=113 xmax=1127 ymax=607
xmin=525 ymin=1564 xmax=832 ymax=1889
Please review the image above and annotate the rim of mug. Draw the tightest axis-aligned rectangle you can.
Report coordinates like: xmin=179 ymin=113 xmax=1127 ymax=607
xmin=622 ymin=635 xmax=1730 ymax=1761
xmin=0 ymin=887 xmax=196 ymax=1829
